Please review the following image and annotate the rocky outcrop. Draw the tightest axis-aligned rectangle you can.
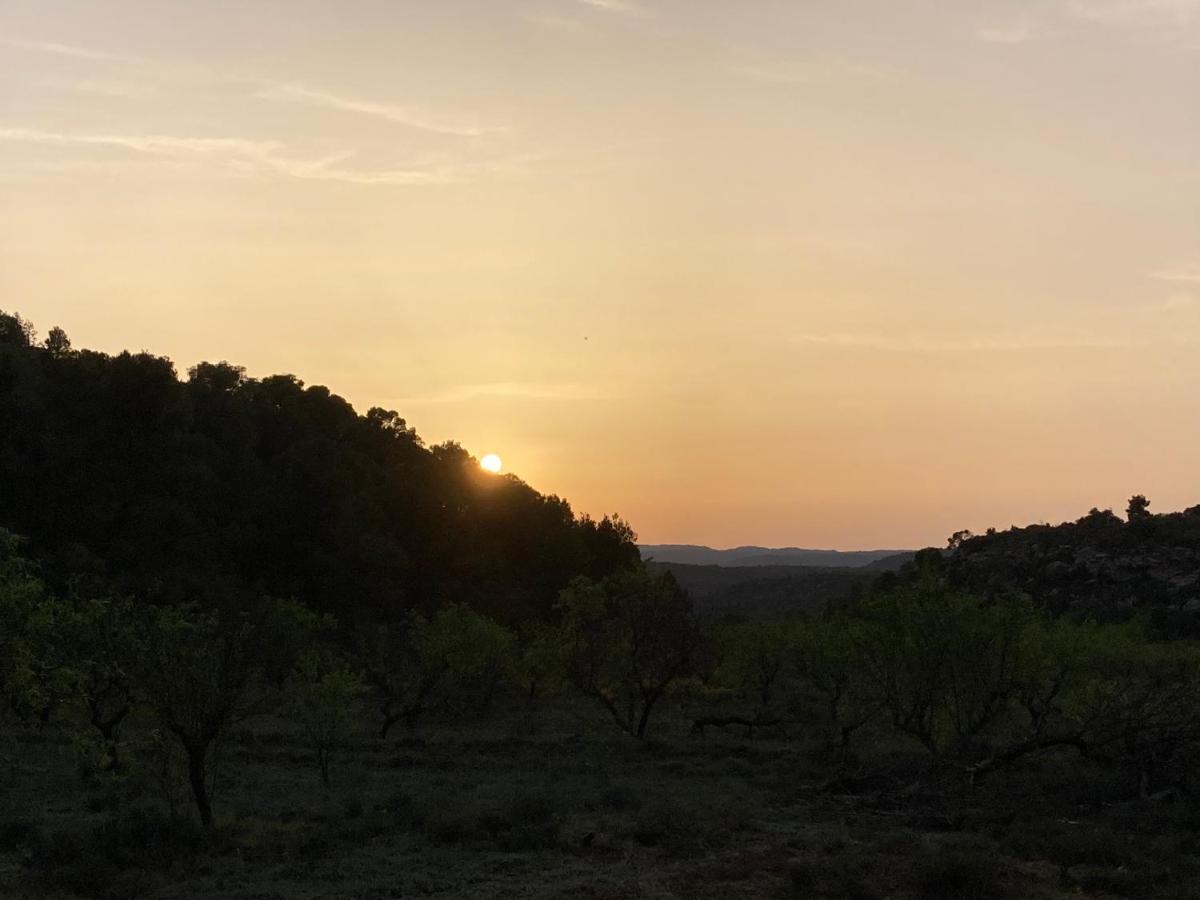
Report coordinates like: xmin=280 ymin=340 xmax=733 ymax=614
xmin=936 ymin=503 xmax=1200 ymax=634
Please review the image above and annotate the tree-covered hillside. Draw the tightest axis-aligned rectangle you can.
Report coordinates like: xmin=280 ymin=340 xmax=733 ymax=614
xmin=882 ymin=497 xmax=1200 ymax=636
xmin=0 ymin=311 xmax=637 ymax=623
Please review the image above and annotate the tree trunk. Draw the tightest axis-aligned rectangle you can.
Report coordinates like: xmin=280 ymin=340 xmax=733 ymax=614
xmin=318 ymin=748 xmax=331 ymax=788
xmin=635 ymin=701 xmax=654 ymax=740
xmin=91 ymin=703 xmax=129 ymax=771
xmin=378 ymin=713 xmax=401 ymax=739
xmin=186 ymin=743 xmax=213 ymax=829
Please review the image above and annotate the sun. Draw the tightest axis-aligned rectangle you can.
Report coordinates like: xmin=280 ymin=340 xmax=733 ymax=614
xmin=480 ymin=453 xmax=503 ymax=473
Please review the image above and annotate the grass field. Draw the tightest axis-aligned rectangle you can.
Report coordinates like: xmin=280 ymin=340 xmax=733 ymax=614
xmin=4 ymin=692 xmax=1200 ymax=899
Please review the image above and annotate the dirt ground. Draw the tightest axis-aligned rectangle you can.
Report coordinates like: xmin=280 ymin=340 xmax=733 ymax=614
xmin=3 ymin=695 xmax=1199 ymax=899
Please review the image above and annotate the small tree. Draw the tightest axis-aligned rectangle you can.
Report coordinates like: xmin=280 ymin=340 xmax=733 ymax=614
xmin=60 ymin=596 xmax=144 ymax=770
xmin=288 ymin=651 xmax=362 ymax=788
xmin=359 ymin=614 xmax=446 ymax=739
xmin=973 ymin=620 xmax=1200 ymax=791
xmin=43 ymin=326 xmax=72 ymax=357
xmin=137 ymin=606 xmax=257 ymax=829
xmin=557 ymin=568 xmax=697 ymax=740
xmin=855 ymin=575 xmax=1036 ymax=757
xmin=427 ymin=604 xmax=516 ymax=716
xmin=792 ymin=616 xmax=875 ymax=757
xmin=1126 ymin=494 xmax=1151 ymax=523
xmin=690 ymin=620 xmax=795 ymax=737
xmin=513 ymin=622 xmax=566 ymax=700
xmin=0 ymin=531 xmax=73 ymax=727
xmin=1063 ymin=624 xmax=1200 ymax=795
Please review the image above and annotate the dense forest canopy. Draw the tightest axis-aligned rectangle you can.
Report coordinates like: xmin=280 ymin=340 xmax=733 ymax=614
xmin=0 ymin=310 xmax=638 ymax=624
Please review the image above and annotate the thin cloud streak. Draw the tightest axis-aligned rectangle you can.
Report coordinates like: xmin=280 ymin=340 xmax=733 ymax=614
xmin=3 ymin=35 xmax=496 ymax=139
xmin=0 ymin=35 xmax=132 ymax=62
xmin=791 ymin=332 xmax=1135 ymax=353
xmin=976 ymin=17 xmax=1043 ymax=44
xmin=728 ymin=52 xmax=893 ymax=87
xmin=1152 ymin=264 xmax=1200 ymax=283
xmin=575 ymin=0 xmax=646 ymax=14
xmin=0 ymin=127 xmax=280 ymax=158
xmin=1162 ymin=293 xmax=1198 ymax=311
xmin=523 ymin=12 xmax=587 ymax=32
xmin=393 ymin=382 xmax=605 ymax=405
xmin=256 ymin=83 xmax=500 ymax=136
xmin=0 ymin=127 xmax=535 ymax=186
xmin=41 ymin=76 xmax=158 ymax=99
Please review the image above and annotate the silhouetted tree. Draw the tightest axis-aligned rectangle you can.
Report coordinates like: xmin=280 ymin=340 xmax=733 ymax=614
xmin=1127 ymin=494 xmax=1151 ymax=522
xmin=288 ymin=649 xmax=362 ymax=788
xmin=0 ymin=311 xmax=34 ymax=346
xmin=137 ymin=606 xmax=258 ymax=829
xmin=557 ymin=568 xmax=697 ymax=740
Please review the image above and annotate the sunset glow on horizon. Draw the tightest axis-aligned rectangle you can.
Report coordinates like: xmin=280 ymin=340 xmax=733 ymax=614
xmin=3 ymin=1 xmax=1198 ymax=549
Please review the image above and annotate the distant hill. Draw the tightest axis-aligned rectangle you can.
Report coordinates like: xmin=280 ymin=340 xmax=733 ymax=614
xmin=639 ymin=544 xmax=912 ymax=568
xmin=646 ymin=552 xmax=913 ymax=619
xmin=938 ymin=501 xmax=1200 ymax=635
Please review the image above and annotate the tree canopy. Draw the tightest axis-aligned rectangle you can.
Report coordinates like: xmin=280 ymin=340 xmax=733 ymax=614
xmin=0 ymin=311 xmax=638 ymax=625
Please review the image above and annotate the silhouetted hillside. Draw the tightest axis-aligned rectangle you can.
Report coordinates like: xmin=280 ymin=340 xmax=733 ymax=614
xmin=0 ymin=311 xmax=638 ymax=623
xmin=931 ymin=498 xmax=1200 ymax=635
xmin=640 ymin=544 xmax=911 ymax=568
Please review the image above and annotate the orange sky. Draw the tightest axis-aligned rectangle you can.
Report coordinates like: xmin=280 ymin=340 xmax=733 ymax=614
xmin=2 ymin=1 xmax=1199 ymax=548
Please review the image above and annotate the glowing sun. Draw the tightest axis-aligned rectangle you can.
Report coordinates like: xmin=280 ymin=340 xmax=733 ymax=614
xmin=480 ymin=453 xmax=503 ymax=473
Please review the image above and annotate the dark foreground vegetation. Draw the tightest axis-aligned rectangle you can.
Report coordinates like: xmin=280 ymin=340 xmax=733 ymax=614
xmin=5 ymin=311 xmax=1200 ymax=898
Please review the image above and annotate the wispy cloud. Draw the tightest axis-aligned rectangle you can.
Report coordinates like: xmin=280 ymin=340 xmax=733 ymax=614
xmin=976 ymin=15 xmax=1044 ymax=44
xmin=0 ymin=35 xmax=132 ymax=62
xmin=1152 ymin=262 xmax=1200 ymax=282
xmin=256 ymin=83 xmax=499 ymax=137
xmin=575 ymin=0 xmax=645 ymax=14
xmin=5 ymin=34 xmax=495 ymax=139
xmin=523 ymin=12 xmax=587 ymax=32
xmin=729 ymin=57 xmax=891 ymax=87
xmin=0 ymin=127 xmax=279 ymax=158
xmin=394 ymin=382 xmax=603 ymax=405
xmin=39 ymin=75 xmax=158 ymax=99
xmin=1161 ymin=292 xmax=1197 ymax=311
xmin=791 ymin=332 xmax=1133 ymax=353
xmin=0 ymin=127 xmax=535 ymax=186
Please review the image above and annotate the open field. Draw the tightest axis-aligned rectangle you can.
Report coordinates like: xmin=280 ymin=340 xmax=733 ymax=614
xmin=5 ymin=694 xmax=1200 ymax=899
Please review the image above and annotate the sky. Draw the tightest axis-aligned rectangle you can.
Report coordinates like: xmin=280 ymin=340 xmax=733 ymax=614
xmin=1 ymin=1 xmax=1198 ymax=549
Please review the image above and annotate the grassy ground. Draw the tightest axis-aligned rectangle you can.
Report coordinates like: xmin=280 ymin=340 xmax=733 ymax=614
xmin=3 ymin=694 xmax=1200 ymax=899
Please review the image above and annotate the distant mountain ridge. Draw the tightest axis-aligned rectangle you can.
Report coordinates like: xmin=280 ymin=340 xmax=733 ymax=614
xmin=640 ymin=544 xmax=912 ymax=569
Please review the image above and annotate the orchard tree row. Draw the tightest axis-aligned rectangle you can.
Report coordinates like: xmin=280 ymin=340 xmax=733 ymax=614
xmin=6 ymin=529 xmax=1200 ymax=832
